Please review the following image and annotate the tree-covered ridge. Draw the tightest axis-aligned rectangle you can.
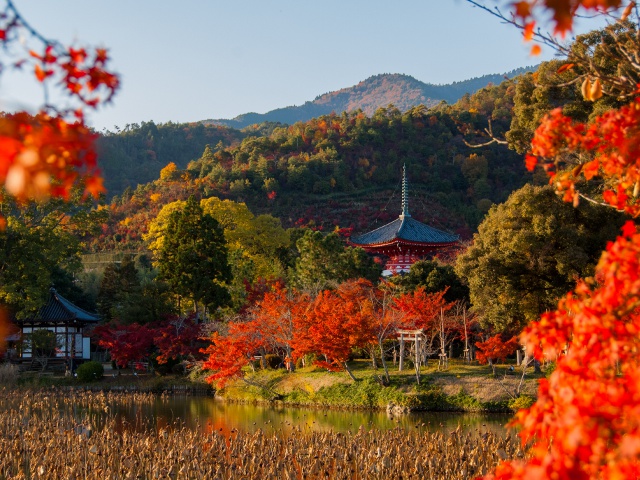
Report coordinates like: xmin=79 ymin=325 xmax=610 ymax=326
xmin=204 ymin=69 xmax=536 ymax=129
xmin=96 ymin=121 xmax=245 ymax=197
xmin=191 ymin=89 xmax=528 ymax=211
xmin=90 ymin=78 xmax=531 ymax=253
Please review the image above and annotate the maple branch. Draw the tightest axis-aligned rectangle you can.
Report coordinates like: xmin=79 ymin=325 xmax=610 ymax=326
xmin=466 ymin=1 xmax=640 ymax=100
xmin=465 ymin=0 xmax=572 ymax=52
xmin=577 ymin=192 xmax=626 ymax=211
xmin=463 ymin=118 xmax=508 ymax=148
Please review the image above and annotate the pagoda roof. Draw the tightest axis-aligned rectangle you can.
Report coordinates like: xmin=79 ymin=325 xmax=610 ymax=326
xmin=19 ymin=288 xmax=100 ymax=324
xmin=351 ymin=165 xmax=459 ymax=249
xmin=350 ymin=215 xmax=459 ymax=247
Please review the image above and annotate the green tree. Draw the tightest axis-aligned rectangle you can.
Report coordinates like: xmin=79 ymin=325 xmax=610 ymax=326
xmin=155 ymin=196 xmax=231 ymax=316
xmin=293 ymin=230 xmax=381 ymax=292
xmin=390 ymin=259 xmax=469 ymax=303
xmin=201 ymin=197 xmax=290 ymax=280
xmin=0 ymin=193 xmax=104 ymax=317
xmin=97 ymin=256 xmax=140 ymax=321
xmin=50 ymin=266 xmax=96 ymax=312
xmin=23 ymin=328 xmax=60 ymax=372
xmin=455 ymin=184 xmax=625 ymax=332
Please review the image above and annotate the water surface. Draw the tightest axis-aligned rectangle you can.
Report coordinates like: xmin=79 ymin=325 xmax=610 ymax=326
xmin=109 ymin=396 xmax=511 ymax=437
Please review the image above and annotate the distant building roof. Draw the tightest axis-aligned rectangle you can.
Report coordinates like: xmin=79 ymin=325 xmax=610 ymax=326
xmin=20 ymin=288 xmax=99 ymax=324
xmin=350 ymin=164 xmax=459 ymax=248
xmin=350 ymin=215 xmax=459 ymax=247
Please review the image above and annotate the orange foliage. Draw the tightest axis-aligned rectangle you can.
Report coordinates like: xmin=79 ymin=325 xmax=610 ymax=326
xmin=202 ymin=280 xmax=384 ymax=384
xmin=0 ymin=3 xmax=119 ymax=213
xmin=526 ymin=99 xmax=640 ymax=216
xmin=482 ymin=2 xmax=640 ymax=479
xmin=292 ymin=279 xmax=376 ymax=372
xmin=487 ymin=224 xmax=640 ymax=479
xmin=391 ymin=287 xmax=451 ymax=330
xmin=201 ymin=323 xmax=265 ymax=388
xmin=475 ymin=334 xmax=518 ymax=364
xmin=512 ymin=0 xmax=623 ymax=36
xmin=252 ymin=282 xmax=307 ymax=356
xmin=0 ymin=112 xmax=101 ymax=202
xmin=203 ymin=283 xmax=309 ymax=387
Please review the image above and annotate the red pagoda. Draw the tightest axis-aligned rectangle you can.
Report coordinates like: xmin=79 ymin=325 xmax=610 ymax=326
xmin=350 ymin=165 xmax=459 ymax=276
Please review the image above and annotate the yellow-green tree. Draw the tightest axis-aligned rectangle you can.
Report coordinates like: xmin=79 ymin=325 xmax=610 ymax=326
xmin=152 ymin=196 xmax=231 ymax=317
xmin=201 ymin=197 xmax=289 ymax=280
xmin=147 ymin=196 xmax=289 ymax=310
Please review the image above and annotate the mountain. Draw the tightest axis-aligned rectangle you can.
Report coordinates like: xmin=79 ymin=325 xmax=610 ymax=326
xmin=205 ymin=68 xmax=535 ymax=129
xmin=92 ymin=78 xmax=531 ymax=253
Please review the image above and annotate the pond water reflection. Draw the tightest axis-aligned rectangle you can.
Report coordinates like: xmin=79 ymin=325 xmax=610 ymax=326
xmin=110 ymin=396 xmax=511 ymax=437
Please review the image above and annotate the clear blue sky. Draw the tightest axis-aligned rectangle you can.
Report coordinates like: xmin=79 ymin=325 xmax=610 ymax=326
xmin=0 ymin=1 xmax=602 ymax=132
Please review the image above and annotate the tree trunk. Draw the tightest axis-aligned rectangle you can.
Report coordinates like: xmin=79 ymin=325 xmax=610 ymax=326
xmin=379 ymin=339 xmax=390 ymax=384
xmin=286 ymin=345 xmax=294 ymax=373
xmin=370 ymin=348 xmax=378 ymax=369
xmin=344 ymin=362 xmax=357 ymax=381
xmin=260 ymin=347 xmax=266 ymax=370
xmin=414 ymin=337 xmax=421 ymax=385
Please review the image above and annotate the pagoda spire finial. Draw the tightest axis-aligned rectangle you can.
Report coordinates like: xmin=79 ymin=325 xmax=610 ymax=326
xmin=401 ymin=164 xmax=411 ymax=218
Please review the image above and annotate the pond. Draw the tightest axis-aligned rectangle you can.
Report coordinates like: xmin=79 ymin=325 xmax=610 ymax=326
xmin=2 ymin=391 xmax=521 ymax=479
xmin=109 ymin=396 xmax=512 ymax=436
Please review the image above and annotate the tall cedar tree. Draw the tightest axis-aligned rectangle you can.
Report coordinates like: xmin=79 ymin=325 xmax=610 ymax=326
xmin=156 ymin=196 xmax=231 ymax=315
xmin=97 ymin=256 xmax=140 ymax=322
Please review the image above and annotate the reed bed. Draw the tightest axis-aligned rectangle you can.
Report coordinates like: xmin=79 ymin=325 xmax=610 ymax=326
xmin=0 ymin=389 xmax=523 ymax=479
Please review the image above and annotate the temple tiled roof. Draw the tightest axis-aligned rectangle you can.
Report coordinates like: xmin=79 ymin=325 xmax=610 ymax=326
xmin=350 ymin=215 xmax=459 ymax=246
xmin=351 ymin=165 xmax=459 ymax=248
xmin=21 ymin=288 xmax=100 ymax=323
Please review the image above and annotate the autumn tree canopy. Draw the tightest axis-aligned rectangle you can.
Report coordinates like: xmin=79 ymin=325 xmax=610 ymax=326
xmin=0 ymin=191 xmax=105 ymax=316
xmin=154 ymin=196 xmax=232 ymax=316
xmin=456 ymin=184 xmax=624 ymax=332
xmin=477 ymin=1 xmax=640 ymax=478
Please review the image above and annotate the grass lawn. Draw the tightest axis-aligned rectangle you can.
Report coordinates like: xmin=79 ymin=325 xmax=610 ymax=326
xmin=216 ymin=357 xmax=546 ymax=412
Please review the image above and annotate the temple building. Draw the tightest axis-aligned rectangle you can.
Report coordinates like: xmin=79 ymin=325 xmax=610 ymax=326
xmin=15 ymin=288 xmax=99 ymax=366
xmin=349 ymin=166 xmax=459 ymax=276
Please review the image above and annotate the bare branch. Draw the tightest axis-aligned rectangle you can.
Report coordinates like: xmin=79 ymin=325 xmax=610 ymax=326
xmin=463 ymin=118 xmax=508 ymax=148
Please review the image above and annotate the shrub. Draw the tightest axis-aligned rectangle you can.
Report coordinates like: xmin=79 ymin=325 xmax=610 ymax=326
xmin=509 ymin=395 xmax=535 ymax=411
xmin=76 ymin=361 xmax=104 ymax=382
xmin=187 ymin=363 xmax=210 ymax=384
xmin=415 ymin=387 xmax=449 ymax=410
xmin=0 ymin=363 xmax=19 ymax=385
xmin=310 ymin=377 xmax=412 ymax=408
xmin=544 ymin=361 xmax=556 ymax=378
xmin=264 ymin=354 xmax=282 ymax=369
xmin=448 ymin=388 xmax=484 ymax=411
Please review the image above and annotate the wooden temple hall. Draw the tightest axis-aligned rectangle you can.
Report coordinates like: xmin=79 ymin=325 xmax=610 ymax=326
xmin=13 ymin=288 xmax=99 ymax=366
xmin=350 ymin=165 xmax=459 ymax=276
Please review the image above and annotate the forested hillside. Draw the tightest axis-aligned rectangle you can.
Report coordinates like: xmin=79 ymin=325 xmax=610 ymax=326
xmin=205 ymin=68 xmax=535 ymax=129
xmin=94 ymin=69 xmax=534 ymax=199
xmin=91 ymin=78 xmax=531 ymax=253
xmin=95 ymin=122 xmax=245 ymax=196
